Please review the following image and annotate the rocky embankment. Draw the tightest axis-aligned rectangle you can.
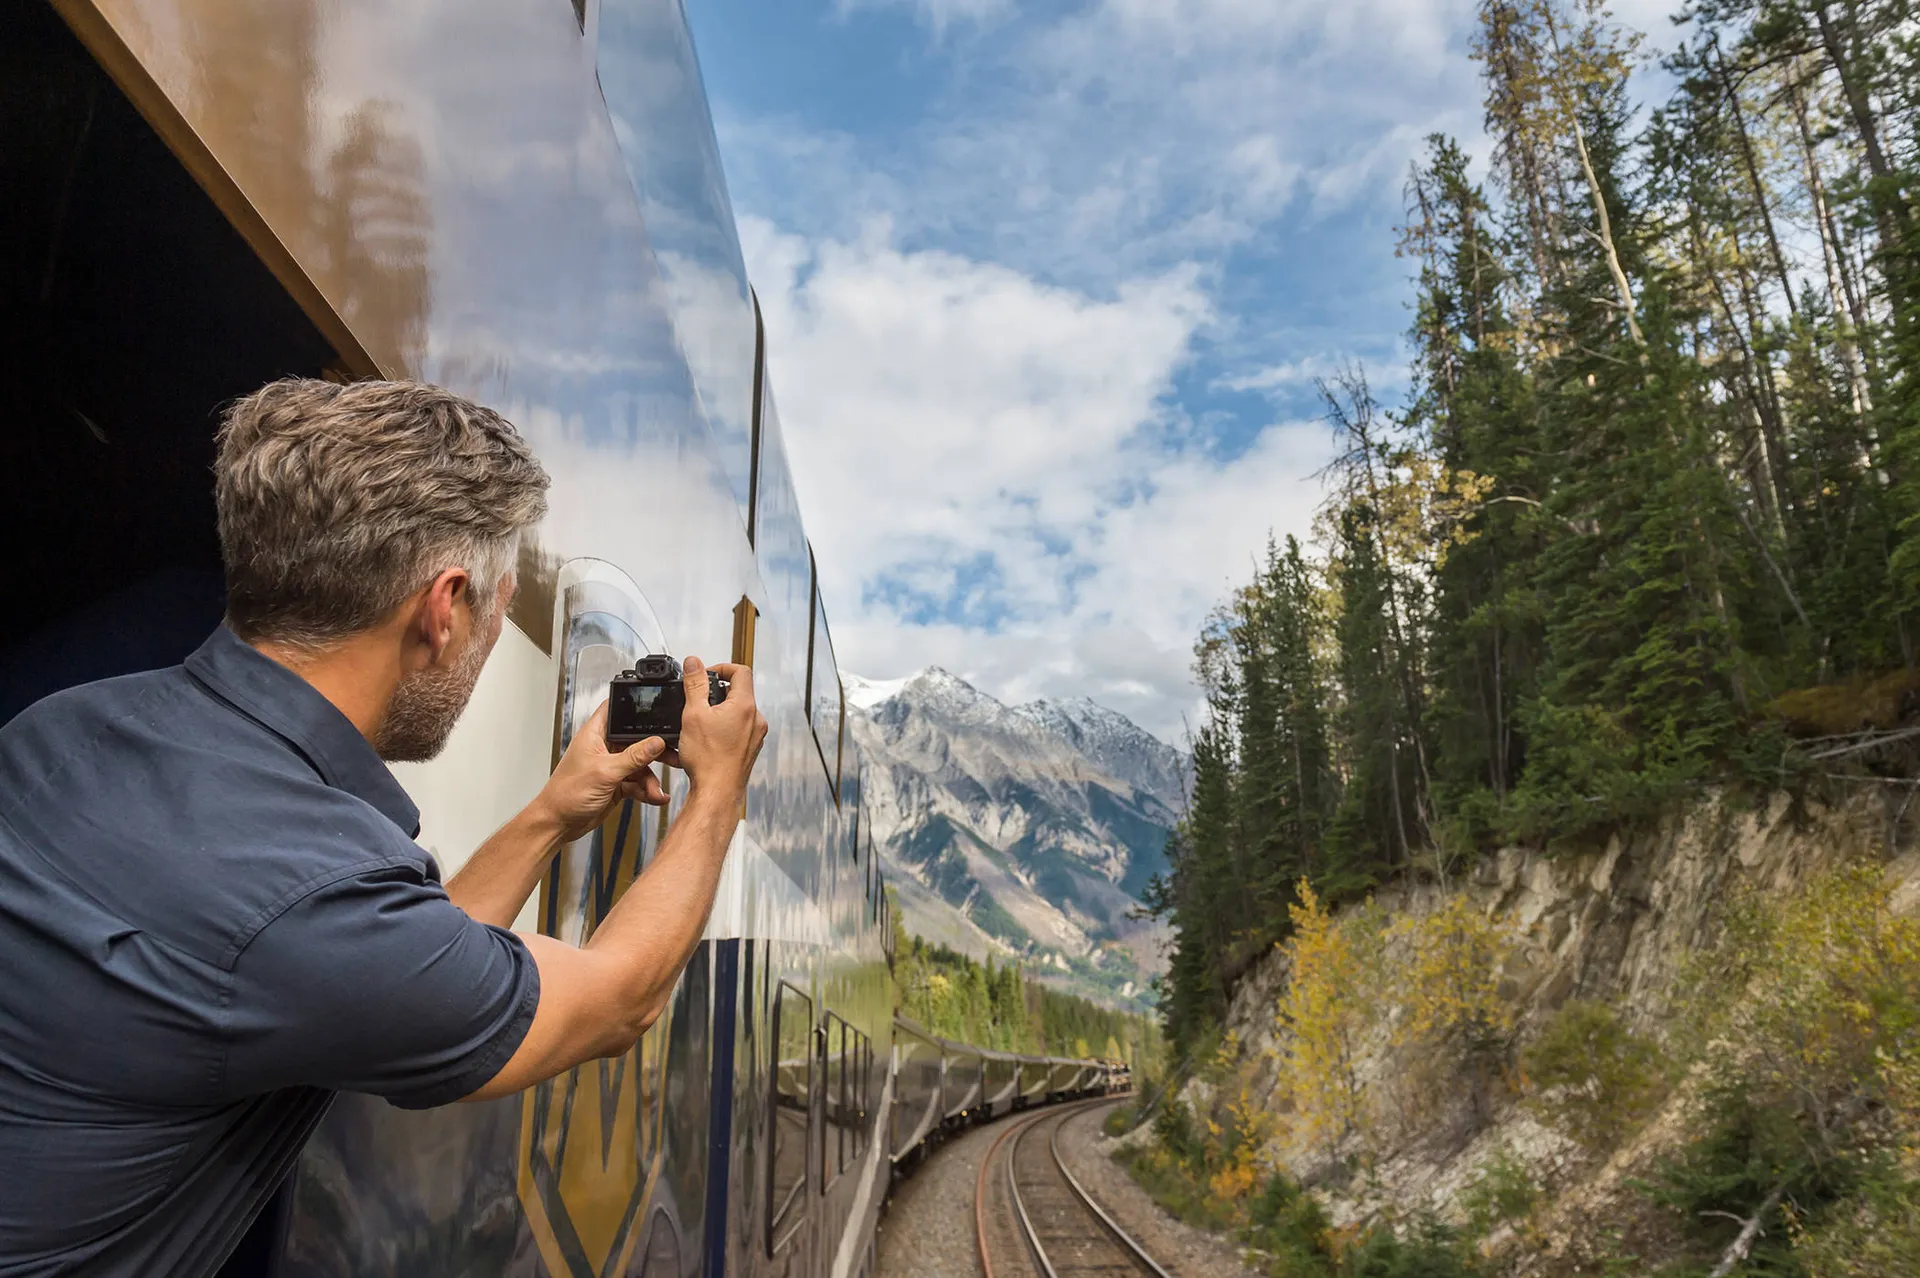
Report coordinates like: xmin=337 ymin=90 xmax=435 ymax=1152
xmin=1152 ymin=791 xmax=1920 ymax=1272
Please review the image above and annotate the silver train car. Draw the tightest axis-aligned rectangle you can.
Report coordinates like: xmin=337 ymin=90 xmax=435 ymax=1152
xmin=885 ymin=1019 xmax=1128 ymax=1170
xmin=3 ymin=2 xmax=1121 ymax=1276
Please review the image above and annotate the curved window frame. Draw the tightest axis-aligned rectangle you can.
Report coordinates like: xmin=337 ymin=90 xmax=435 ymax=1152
xmin=768 ymin=980 xmax=814 ymax=1254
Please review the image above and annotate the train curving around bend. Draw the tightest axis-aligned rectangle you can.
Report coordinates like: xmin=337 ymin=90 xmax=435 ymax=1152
xmin=887 ymin=1022 xmax=1130 ymax=1170
xmin=1 ymin=1 xmax=1132 ymax=1276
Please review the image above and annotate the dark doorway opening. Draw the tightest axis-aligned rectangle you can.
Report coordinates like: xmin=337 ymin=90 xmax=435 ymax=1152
xmin=1 ymin=0 xmax=339 ymax=723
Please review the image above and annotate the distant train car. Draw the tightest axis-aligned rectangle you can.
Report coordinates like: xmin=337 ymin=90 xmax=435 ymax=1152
xmin=942 ymin=1042 xmax=985 ymax=1124
xmin=1017 ymin=1058 xmax=1050 ymax=1108
xmin=982 ymin=1050 xmax=1021 ymax=1118
xmin=1047 ymin=1058 xmax=1081 ymax=1100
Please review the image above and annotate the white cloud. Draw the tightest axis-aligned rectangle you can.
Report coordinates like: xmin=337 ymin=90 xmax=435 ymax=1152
xmin=1218 ymin=354 xmax=1338 ymax=395
xmin=744 ymin=216 xmax=1328 ymax=740
xmin=835 ymin=0 xmax=1011 ymax=33
xmin=718 ymin=0 xmax=1489 ymax=288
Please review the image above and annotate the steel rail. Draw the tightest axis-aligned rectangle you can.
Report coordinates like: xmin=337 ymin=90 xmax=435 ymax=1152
xmin=1006 ymin=1114 xmax=1058 ymax=1278
xmin=973 ymin=1097 xmax=1165 ymax=1278
xmin=975 ymin=1109 xmax=1050 ymax=1278
xmin=1044 ymin=1108 xmax=1172 ymax=1278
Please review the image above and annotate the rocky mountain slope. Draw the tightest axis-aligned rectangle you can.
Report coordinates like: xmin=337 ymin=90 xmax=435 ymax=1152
xmin=846 ymin=668 xmax=1187 ymax=1010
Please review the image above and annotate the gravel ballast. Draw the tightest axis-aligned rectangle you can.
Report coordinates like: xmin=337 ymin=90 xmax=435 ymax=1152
xmin=1054 ymin=1103 xmax=1265 ymax=1278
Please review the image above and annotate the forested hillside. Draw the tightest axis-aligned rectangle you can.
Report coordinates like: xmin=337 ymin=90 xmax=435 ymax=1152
xmin=1147 ymin=0 xmax=1920 ymax=1053
xmin=889 ymin=896 xmax=1163 ymax=1065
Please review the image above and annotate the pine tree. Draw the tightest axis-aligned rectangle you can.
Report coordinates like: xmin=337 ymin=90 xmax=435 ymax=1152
xmin=1509 ymin=33 xmax=1750 ymax=836
xmin=1405 ymin=134 xmax=1545 ymax=851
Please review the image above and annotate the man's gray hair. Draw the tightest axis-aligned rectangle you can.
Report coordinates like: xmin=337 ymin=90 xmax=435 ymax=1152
xmin=215 ymin=378 xmax=550 ymax=649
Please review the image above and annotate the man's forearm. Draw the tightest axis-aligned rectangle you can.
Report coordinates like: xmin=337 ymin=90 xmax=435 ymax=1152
xmin=445 ymin=803 xmax=568 ymax=928
xmin=581 ymin=781 xmax=743 ymax=1025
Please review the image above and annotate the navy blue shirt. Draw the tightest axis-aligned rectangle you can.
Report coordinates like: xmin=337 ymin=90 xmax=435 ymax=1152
xmin=0 ymin=628 xmax=540 ymax=1276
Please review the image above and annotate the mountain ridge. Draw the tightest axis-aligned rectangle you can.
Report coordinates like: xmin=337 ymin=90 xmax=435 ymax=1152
xmin=845 ymin=667 xmax=1187 ymax=1011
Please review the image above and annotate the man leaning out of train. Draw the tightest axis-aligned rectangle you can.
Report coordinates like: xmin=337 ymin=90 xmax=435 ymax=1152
xmin=0 ymin=378 xmax=768 ymax=1277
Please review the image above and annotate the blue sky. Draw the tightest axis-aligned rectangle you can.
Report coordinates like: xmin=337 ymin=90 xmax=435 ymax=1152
xmin=685 ymin=0 xmax=1683 ymax=741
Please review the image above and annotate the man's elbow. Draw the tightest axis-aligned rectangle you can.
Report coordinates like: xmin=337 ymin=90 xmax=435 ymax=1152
xmin=588 ymin=993 xmax=666 ymax=1059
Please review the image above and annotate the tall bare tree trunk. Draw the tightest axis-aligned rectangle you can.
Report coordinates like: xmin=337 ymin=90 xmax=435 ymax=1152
xmin=1793 ymin=73 xmax=1876 ymax=421
xmin=1727 ymin=217 xmax=1799 ymax=525
xmin=1813 ymin=0 xmax=1911 ymax=302
xmin=1713 ymin=39 xmax=1797 ymax=309
xmin=1539 ymin=4 xmax=1643 ymax=346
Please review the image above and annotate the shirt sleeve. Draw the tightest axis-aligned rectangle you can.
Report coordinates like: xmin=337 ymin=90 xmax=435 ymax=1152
xmin=222 ymin=862 xmax=541 ymax=1109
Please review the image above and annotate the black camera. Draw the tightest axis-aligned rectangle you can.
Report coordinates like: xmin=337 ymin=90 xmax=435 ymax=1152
xmin=606 ymin=654 xmax=729 ymax=749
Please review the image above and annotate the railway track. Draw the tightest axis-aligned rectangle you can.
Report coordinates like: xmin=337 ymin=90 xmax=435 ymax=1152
xmin=974 ymin=1099 xmax=1171 ymax=1278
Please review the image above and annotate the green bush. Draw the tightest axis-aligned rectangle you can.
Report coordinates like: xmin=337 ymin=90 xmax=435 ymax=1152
xmin=1645 ymin=865 xmax=1920 ymax=1274
xmin=1644 ymin=1082 xmax=1858 ymax=1277
xmin=1794 ymin=1163 xmax=1920 ymax=1278
xmin=1341 ymin=1215 xmax=1484 ymax=1278
xmin=1244 ymin=1175 xmax=1337 ymax=1276
xmin=1522 ymin=999 xmax=1663 ymax=1155
xmin=1458 ymin=1147 xmax=1539 ymax=1243
xmin=1111 ymin=1140 xmax=1239 ymax=1233
xmin=1150 ymin=1096 xmax=1208 ymax=1168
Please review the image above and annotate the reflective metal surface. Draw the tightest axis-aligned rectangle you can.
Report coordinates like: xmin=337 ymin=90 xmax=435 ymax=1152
xmin=595 ymin=0 xmax=758 ymax=524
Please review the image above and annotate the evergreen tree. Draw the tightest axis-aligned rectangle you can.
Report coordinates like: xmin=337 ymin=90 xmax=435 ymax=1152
xmin=1404 ymin=134 xmax=1545 ymax=852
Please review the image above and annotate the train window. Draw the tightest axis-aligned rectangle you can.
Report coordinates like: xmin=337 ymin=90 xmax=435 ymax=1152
xmin=821 ymin=1012 xmax=851 ymax=1184
xmin=833 ymin=1013 xmax=848 ymax=1174
xmin=802 ymin=556 xmax=819 ymax=716
xmin=848 ymin=1033 xmax=861 ymax=1163
xmin=746 ymin=294 xmax=766 ymax=546
xmin=833 ymin=699 xmax=847 ymax=808
xmin=837 ymin=711 xmax=854 ymax=810
xmin=751 ymin=392 xmax=812 ymax=707
xmin=865 ymin=1036 xmax=876 ymax=1154
xmin=768 ymin=981 xmax=812 ymax=1252
xmin=849 ymin=1028 xmax=864 ymax=1160
xmin=841 ymin=1025 xmax=856 ymax=1170
xmin=841 ymin=1023 xmax=855 ymax=1174
xmin=803 ymin=552 xmax=844 ymax=798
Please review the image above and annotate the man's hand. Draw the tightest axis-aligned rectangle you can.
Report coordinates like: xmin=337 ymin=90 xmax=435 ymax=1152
xmin=532 ymin=701 xmax=672 ymax=844
xmin=676 ymin=657 xmax=768 ymax=807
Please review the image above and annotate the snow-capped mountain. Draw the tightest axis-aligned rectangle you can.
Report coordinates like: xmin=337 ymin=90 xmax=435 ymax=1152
xmin=846 ymin=668 xmax=1189 ymax=1010
xmin=1011 ymin=697 xmax=1188 ymax=814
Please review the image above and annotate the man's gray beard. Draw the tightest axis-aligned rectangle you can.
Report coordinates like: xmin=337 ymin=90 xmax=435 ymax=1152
xmin=374 ymin=621 xmax=492 ymax=763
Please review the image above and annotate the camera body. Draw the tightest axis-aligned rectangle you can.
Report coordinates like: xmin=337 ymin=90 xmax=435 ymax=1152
xmin=606 ymin=654 xmax=729 ymax=749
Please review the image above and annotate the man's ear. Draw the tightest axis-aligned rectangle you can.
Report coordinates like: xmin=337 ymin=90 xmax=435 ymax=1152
xmin=411 ymin=567 xmax=473 ymax=669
